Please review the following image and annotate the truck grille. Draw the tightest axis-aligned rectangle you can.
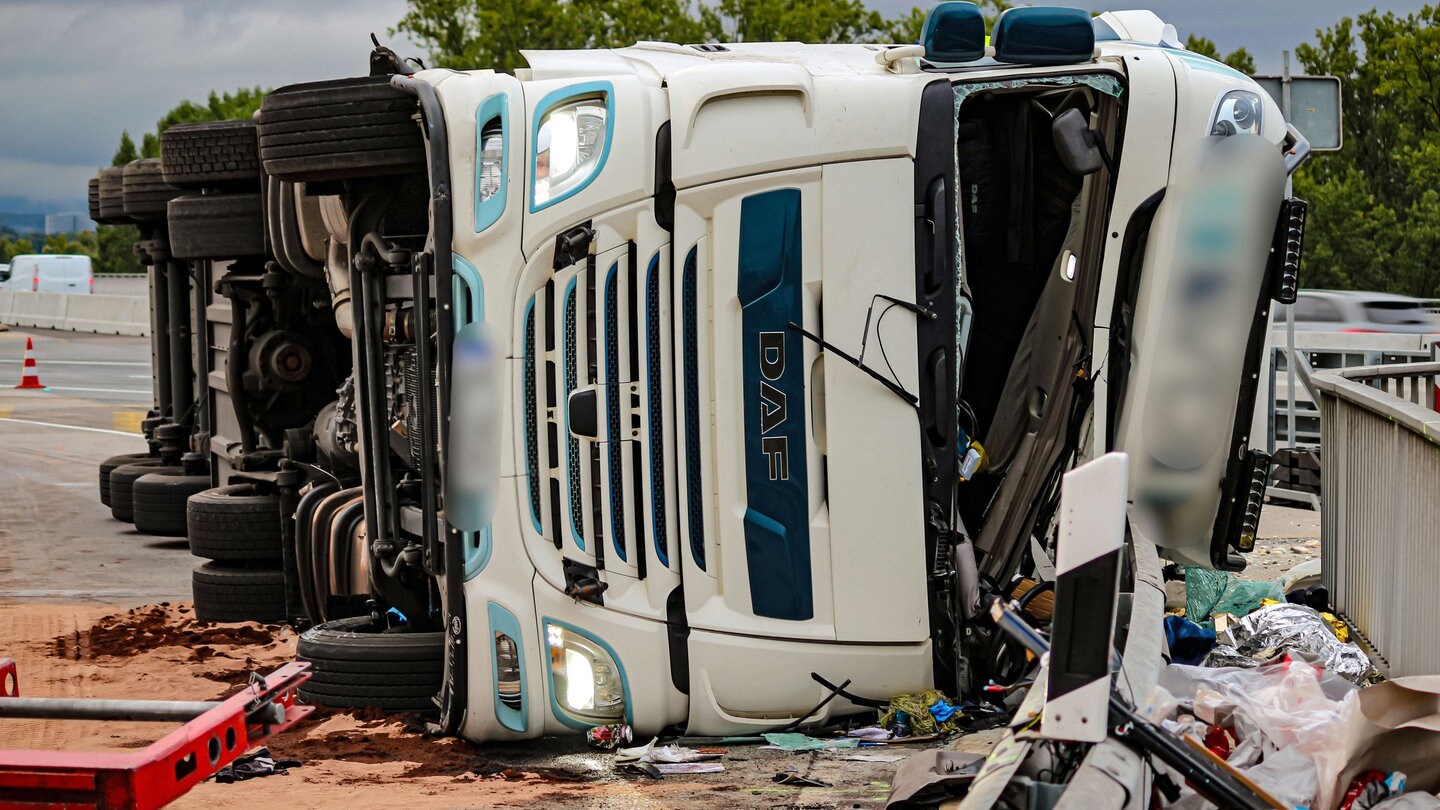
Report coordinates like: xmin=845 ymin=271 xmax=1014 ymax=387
xmin=522 ymin=246 xmax=685 ymax=575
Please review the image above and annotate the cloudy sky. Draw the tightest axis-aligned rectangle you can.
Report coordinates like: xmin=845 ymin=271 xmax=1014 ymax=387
xmin=0 ymin=1 xmax=1424 ymax=214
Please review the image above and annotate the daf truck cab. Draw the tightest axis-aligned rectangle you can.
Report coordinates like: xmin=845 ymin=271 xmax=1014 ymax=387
xmin=256 ymin=4 xmax=1309 ymax=741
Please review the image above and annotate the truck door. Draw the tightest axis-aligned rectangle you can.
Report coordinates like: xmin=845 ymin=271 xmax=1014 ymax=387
xmin=1113 ymin=121 xmax=1286 ymax=568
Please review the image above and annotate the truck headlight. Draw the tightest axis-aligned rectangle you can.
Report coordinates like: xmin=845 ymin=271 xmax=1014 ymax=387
xmin=1210 ymin=90 xmax=1262 ymax=137
xmin=546 ymin=624 xmax=625 ymax=723
xmin=479 ymin=123 xmax=504 ymax=203
xmin=533 ymin=98 xmax=608 ymax=208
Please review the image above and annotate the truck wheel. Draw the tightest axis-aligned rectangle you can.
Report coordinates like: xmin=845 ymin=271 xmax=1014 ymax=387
xmin=88 ymin=177 xmax=103 ymax=224
xmin=257 ymin=76 xmax=425 ymax=182
xmin=122 ymin=158 xmax=183 ymax=222
xmin=97 ymin=166 xmax=131 ymax=224
xmin=192 ymin=562 xmax=286 ymax=623
xmin=296 ymin=615 xmax=443 ymax=712
xmin=132 ymin=472 xmax=211 ymax=536
xmin=109 ymin=461 xmax=174 ymax=523
xmin=166 ymin=193 xmax=264 ymax=259
xmin=99 ymin=452 xmax=154 ymax=507
xmin=160 ymin=119 xmax=261 ymax=190
xmin=187 ymin=485 xmax=283 ymax=562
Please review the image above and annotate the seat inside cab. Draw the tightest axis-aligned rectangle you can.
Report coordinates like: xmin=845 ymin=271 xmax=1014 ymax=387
xmin=950 ymin=80 xmax=1123 ymax=584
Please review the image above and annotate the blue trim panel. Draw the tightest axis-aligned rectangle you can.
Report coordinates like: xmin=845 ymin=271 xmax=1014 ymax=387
xmin=562 ymin=278 xmax=584 ymax=550
xmin=488 ymin=602 xmax=527 ymax=732
xmin=680 ymin=247 xmax=705 ymax=571
xmin=541 ymin=618 xmax=633 ymax=730
xmin=529 ymin=81 xmax=615 ymax=213
xmin=453 ymin=256 xmax=493 ymax=579
xmin=737 ymin=189 xmax=812 ymax=621
xmin=474 ymin=93 xmax=508 ymax=232
xmin=603 ymin=262 xmax=627 ymax=562
xmin=522 ymin=298 xmax=543 ymax=535
xmin=644 ymin=253 xmax=669 ymax=568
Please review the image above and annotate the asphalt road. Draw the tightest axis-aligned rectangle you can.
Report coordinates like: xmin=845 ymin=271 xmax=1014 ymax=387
xmin=0 ymin=326 xmax=193 ymax=606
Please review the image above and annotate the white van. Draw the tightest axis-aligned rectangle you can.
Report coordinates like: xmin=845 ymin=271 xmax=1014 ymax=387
xmin=5 ymin=254 xmax=93 ymax=294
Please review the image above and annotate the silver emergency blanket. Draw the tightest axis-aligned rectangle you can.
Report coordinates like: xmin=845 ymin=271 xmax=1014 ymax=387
xmin=1202 ymin=603 xmax=1375 ymax=684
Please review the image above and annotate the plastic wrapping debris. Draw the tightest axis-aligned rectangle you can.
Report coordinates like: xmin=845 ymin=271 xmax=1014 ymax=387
xmin=655 ymin=762 xmax=724 ymax=775
xmin=845 ymin=726 xmax=893 ymax=740
xmin=1372 ymin=795 xmax=1440 ymax=809
xmin=1168 ymin=745 xmax=1319 ymax=810
xmin=1184 ymin=567 xmax=1283 ymax=622
xmin=616 ymin=738 xmax=722 ymax=763
xmin=1204 ymin=603 xmax=1375 ymax=684
xmin=1340 ymin=770 xmax=1406 ymax=810
xmin=1162 ymin=655 xmax=1356 ymax=808
xmin=1165 ymin=614 xmax=1217 ymax=665
xmin=762 ymin=733 xmax=858 ymax=752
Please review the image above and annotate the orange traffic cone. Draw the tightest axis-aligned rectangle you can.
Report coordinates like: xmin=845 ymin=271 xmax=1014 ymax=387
xmin=15 ymin=337 xmax=48 ymax=390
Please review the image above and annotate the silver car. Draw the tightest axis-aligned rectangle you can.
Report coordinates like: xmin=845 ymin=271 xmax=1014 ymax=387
xmin=1283 ymin=289 xmax=1440 ymax=334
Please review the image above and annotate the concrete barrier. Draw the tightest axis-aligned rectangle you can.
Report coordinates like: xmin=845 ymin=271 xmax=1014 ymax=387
xmin=0 ymin=291 xmax=150 ymax=336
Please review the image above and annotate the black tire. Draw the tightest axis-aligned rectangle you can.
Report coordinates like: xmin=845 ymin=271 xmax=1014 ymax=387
xmin=297 ymin=615 xmax=443 ymax=712
xmin=122 ymin=158 xmax=182 ymax=221
xmin=87 ymin=177 xmax=102 ymax=223
xmin=109 ymin=461 xmax=174 ymax=523
xmin=99 ymin=452 xmax=155 ymax=507
xmin=132 ymin=472 xmax=211 ymax=536
xmin=192 ymin=562 xmax=286 ymax=623
xmin=257 ymin=76 xmax=424 ymax=182
xmin=166 ymin=193 xmax=264 ymax=259
xmin=97 ymin=166 xmax=131 ymax=224
xmin=161 ymin=119 xmax=262 ymax=190
xmin=187 ymin=485 xmax=283 ymax=562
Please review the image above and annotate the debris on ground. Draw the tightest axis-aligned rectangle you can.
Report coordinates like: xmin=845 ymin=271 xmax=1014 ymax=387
xmin=1204 ymin=602 xmax=1376 ymax=683
xmin=211 ymin=746 xmax=302 ymax=783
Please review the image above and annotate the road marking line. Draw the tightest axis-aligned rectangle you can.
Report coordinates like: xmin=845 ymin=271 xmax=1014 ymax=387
xmin=0 ymin=416 xmax=140 ymax=437
xmin=45 ymin=386 xmax=151 ymax=395
xmin=0 ymin=359 xmax=150 ymax=366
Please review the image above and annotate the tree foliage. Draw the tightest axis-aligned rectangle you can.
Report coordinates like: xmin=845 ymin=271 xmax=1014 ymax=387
xmin=1292 ymin=6 xmax=1440 ymax=296
xmin=393 ymin=0 xmax=1012 ymax=71
xmin=0 ymin=237 xmax=36 ymax=264
xmin=112 ymin=131 xmax=140 ymax=167
xmin=1184 ymin=34 xmax=1256 ymax=74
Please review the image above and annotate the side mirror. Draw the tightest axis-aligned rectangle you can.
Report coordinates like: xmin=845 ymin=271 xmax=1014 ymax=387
xmin=1051 ymin=108 xmax=1105 ymax=176
xmin=921 ymin=2 xmax=986 ymax=63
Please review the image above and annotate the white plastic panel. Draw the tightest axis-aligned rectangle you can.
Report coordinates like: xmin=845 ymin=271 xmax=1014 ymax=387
xmin=819 ymin=159 xmax=929 ymax=643
xmin=666 ymin=69 xmax=926 ymax=190
xmin=686 ymin=627 xmax=931 ymax=735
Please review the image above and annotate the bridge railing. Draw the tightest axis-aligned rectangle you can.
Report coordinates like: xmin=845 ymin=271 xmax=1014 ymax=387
xmin=1315 ymin=361 xmax=1440 ymax=677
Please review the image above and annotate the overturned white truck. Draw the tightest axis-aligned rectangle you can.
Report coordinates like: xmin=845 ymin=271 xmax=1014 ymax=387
xmin=138 ymin=4 xmax=1307 ymax=744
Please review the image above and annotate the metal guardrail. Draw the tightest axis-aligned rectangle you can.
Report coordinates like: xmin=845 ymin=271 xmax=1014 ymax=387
xmin=1264 ymin=331 xmax=1440 ymax=451
xmin=1315 ymin=361 xmax=1440 ymax=678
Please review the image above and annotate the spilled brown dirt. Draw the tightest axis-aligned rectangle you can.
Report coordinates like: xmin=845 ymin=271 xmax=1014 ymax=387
xmin=52 ymin=603 xmax=279 ymax=659
xmin=5 ymin=603 xmax=910 ymax=808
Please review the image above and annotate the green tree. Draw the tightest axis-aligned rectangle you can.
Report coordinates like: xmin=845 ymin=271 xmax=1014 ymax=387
xmin=94 ymin=225 xmax=141 ymax=275
xmin=394 ymin=0 xmax=703 ymax=72
xmin=1292 ymin=6 xmax=1440 ymax=296
xmin=112 ymin=131 xmax=140 ymax=166
xmin=42 ymin=232 xmax=96 ymax=257
xmin=881 ymin=0 xmax=1009 ymax=45
xmin=696 ymin=0 xmax=887 ymax=43
xmin=0 ymin=237 xmax=36 ymax=263
xmin=393 ymin=0 xmax=1004 ymax=71
xmin=1184 ymin=34 xmax=1256 ymax=74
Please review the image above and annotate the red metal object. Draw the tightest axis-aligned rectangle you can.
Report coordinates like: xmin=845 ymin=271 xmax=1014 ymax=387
xmin=1 ymin=658 xmax=16 ymax=697
xmin=0 ymin=661 xmax=313 ymax=809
